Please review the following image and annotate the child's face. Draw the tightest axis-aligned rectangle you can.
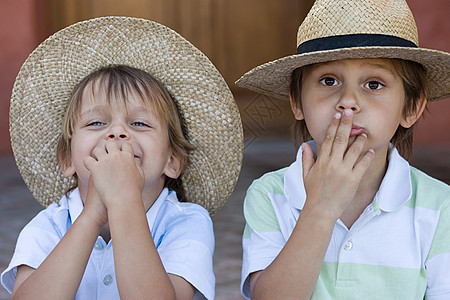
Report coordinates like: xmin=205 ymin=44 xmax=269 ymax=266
xmin=62 ymin=81 xmax=181 ymax=202
xmin=293 ymin=58 xmax=420 ymax=157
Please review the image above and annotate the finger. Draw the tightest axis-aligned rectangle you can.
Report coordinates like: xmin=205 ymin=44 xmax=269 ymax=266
xmin=91 ymin=146 xmax=106 ymax=160
xmin=301 ymin=143 xmax=315 ymax=178
xmin=343 ymin=133 xmax=368 ymax=165
xmin=121 ymin=142 xmax=134 ymax=155
xmin=105 ymin=140 xmax=120 ymax=153
xmin=320 ymin=112 xmax=342 ymax=156
xmin=84 ymin=156 xmax=96 ymax=171
xmin=87 ymin=175 xmax=96 ymax=194
xmin=331 ymin=109 xmax=353 ymax=157
xmin=353 ymin=149 xmax=375 ymax=176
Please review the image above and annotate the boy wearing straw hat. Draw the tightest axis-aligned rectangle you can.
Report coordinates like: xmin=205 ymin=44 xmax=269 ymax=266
xmin=1 ymin=17 xmax=243 ymax=299
xmin=238 ymin=0 xmax=449 ymax=299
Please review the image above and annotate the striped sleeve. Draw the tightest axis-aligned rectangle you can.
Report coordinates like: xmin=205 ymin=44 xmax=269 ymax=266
xmin=241 ymin=169 xmax=287 ymax=299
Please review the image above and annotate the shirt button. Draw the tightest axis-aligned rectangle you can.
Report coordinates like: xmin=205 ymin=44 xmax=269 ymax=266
xmin=344 ymin=240 xmax=353 ymax=251
xmin=94 ymin=241 xmax=104 ymax=250
xmin=103 ymin=275 xmax=113 ymax=286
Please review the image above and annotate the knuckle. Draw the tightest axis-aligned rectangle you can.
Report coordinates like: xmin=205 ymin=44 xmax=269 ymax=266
xmin=358 ymin=154 xmax=374 ymax=169
xmin=324 ymin=133 xmax=334 ymax=143
xmin=349 ymin=144 xmax=362 ymax=156
xmin=334 ymin=133 xmax=347 ymax=144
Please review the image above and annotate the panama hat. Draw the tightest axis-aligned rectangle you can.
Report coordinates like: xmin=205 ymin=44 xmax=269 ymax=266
xmin=236 ymin=0 xmax=450 ymax=102
xmin=9 ymin=16 xmax=243 ymax=216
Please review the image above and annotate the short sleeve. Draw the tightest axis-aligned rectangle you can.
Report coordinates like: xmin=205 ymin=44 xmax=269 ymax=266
xmin=425 ymin=201 xmax=450 ymax=299
xmin=241 ymin=176 xmax=287 ymax=299
xmin=156 ymin=205 xmax=215 ymax=300
xmin=1 ymin=205 xmax=66 ymax=293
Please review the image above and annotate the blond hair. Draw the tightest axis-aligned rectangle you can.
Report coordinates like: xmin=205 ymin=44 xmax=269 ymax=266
xmin=289 ymin=59 xmax=428 ymax=161
xmin=57 ymin=65 xmax=194 ymax=200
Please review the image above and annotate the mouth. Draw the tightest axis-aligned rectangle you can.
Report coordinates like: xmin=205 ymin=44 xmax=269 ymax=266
xmin=349 ymin=125 xmax=366 ymax=137
xmin=133 ymin=155 xmax=142 ymax=165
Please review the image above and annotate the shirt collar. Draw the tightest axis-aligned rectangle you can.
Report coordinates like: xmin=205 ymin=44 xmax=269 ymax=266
xmin=67 ymin=188 xmax=84 ymax=223
xmin=66 ymin=187 xmax=170 ymax=231
xmin=284 ymin=141 xmax=314 ymax=210
xmin=284 ymin=142 xmax=411 ymax=212
xmin=146 ymin=187 xmax=169 ymax=232
xmin=375 ymin=147 xmax=412 ymax=212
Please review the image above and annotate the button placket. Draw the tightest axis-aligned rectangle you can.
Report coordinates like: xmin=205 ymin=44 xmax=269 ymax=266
xmin=94 ymin=241 xmax=104 ymax=250
xmin=103 ymin=274 xmax=113 ymax=286
xmin=343 ymin=240 xmax=353 ymax=251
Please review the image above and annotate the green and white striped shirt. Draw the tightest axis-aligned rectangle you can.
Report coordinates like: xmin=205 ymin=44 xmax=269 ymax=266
xmin=241 ymin=145 xmax=450 ymax=299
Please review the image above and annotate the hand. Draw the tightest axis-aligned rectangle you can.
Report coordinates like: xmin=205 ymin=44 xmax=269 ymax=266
xmin=81 ymin=176 xmax=108 ymax=228
xmin=302 ymin=109 xmax=375 ymax=220
xmin=84 ymin=141 xmax=145 ymax=209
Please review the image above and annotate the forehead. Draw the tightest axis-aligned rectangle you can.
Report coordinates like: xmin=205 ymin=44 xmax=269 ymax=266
xmin=79 ymin=78 xmax=155 ymax=114
xmin=308 ymin=58 xmax=396 ymax=73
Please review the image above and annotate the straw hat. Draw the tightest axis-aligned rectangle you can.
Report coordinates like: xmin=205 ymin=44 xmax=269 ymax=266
xmin=9 ymin=16 xmax=243 ymax=216
xmin=236 ymin=0 xmax=450 ymax=102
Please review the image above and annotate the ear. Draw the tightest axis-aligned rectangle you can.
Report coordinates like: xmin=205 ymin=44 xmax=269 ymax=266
xmin=163 ymin=151 xmax=182 ymax=179
xmin=61 ymin=161 xmax=76 ymax=178
xmin=290 ymin=96 xmax=304 ymax=120
xmin=400 ymin=95 xmax=427 ymax=128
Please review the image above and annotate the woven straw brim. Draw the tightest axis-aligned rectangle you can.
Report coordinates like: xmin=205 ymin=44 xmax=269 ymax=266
xmin=236 ymin=46 xmax=450 ymax=102
xmin=10 ymin=16 xmax=243 ymax=216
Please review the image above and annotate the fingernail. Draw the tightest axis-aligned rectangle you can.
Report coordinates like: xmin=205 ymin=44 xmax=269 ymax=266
xmin=334 ymin=112 xmax=342 ymax=119
xmin=343 ymin=109 xmax=353 ymax=117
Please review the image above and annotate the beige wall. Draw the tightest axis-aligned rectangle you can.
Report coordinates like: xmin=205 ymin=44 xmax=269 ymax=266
xmin=0 ymin=0 xmax=449 ymax=155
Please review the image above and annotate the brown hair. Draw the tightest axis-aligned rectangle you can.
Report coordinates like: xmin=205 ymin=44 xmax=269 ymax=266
xmin=56 ymin=65 xmax=194 ymax=200
xmin=289 ymin=59 xmax=428 ymax=161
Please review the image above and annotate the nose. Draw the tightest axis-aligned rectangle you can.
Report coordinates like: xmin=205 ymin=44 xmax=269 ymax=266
xmin=336 ymin=85 xmax=360 ymax=113
xmin=106 ymin=123 xmax=130 ymax=141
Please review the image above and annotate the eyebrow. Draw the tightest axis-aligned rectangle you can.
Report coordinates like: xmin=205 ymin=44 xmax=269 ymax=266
xmin=314 ymin=60 xmax=397 ymax=75
xmin=80 ymin=105 xmax=110 ymax=117
xmin=360 ymin=62 xmax=397 ymax=76
xmin=80 ymin=104 xmax=156 ymax=120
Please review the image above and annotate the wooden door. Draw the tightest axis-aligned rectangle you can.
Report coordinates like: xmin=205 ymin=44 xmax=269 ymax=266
xmin=47 ymin=0 xmax=314 ymax=92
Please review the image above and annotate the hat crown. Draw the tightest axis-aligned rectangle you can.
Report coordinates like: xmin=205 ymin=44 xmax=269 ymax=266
xmin=297 ymin=0 xmax=418 ymax=47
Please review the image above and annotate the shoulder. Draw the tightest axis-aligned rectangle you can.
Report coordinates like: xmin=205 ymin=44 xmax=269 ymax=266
xmin=23 ymin=197 xmax=70 ymax=236
xmin=153 ymin=191 xmax=214 ymax=244
xmin=1 ymin=196 xmax=71 ymax=282
xmin=409 ymin=166 xmax=450 ymax=211
xmin=160 ymin=192 xmax=212 ymax=222
xmin=244 ymin=168 xmax=289 ymax=232
xmin=247 ymin=167 xmax=288 ymax=196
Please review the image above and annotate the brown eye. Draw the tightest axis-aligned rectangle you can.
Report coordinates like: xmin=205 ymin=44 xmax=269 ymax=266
xmin=320 ymin=77 xmax=338 ymax=86
xmin=365 ymin=81 xmax=384 ymax=90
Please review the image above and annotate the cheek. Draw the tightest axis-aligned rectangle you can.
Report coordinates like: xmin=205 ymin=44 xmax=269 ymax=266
xmin=302 ymin=105 xmax=332 ymax=139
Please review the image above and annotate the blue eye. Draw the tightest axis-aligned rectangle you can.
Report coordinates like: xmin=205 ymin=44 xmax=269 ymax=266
xmin=132 ymin=122 xmax=149 ymax=127
xmin=365 ymin=81 xmax=384 ymax=90
xmin=320 ymin=77 xmax=338 ymax=86
xmin=87 ymin=121 xmax=104 ymax=126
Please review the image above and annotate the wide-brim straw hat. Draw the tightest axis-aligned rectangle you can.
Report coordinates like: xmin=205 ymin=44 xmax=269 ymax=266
xmin=10 ymin=16 xmax=243 ymax=216
xmin=236 ymin=0 xmax=450 ymax=102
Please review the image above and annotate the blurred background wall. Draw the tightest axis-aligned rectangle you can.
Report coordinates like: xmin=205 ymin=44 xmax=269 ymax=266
xmin=0 ymin=0 xmax=449 ymax=156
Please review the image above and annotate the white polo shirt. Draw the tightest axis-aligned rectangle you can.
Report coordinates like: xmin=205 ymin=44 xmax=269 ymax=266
xmin=241 ymin=143 xmax=450 ymax=299
xmin=2 ymin=187 xmax=215 ymax=299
